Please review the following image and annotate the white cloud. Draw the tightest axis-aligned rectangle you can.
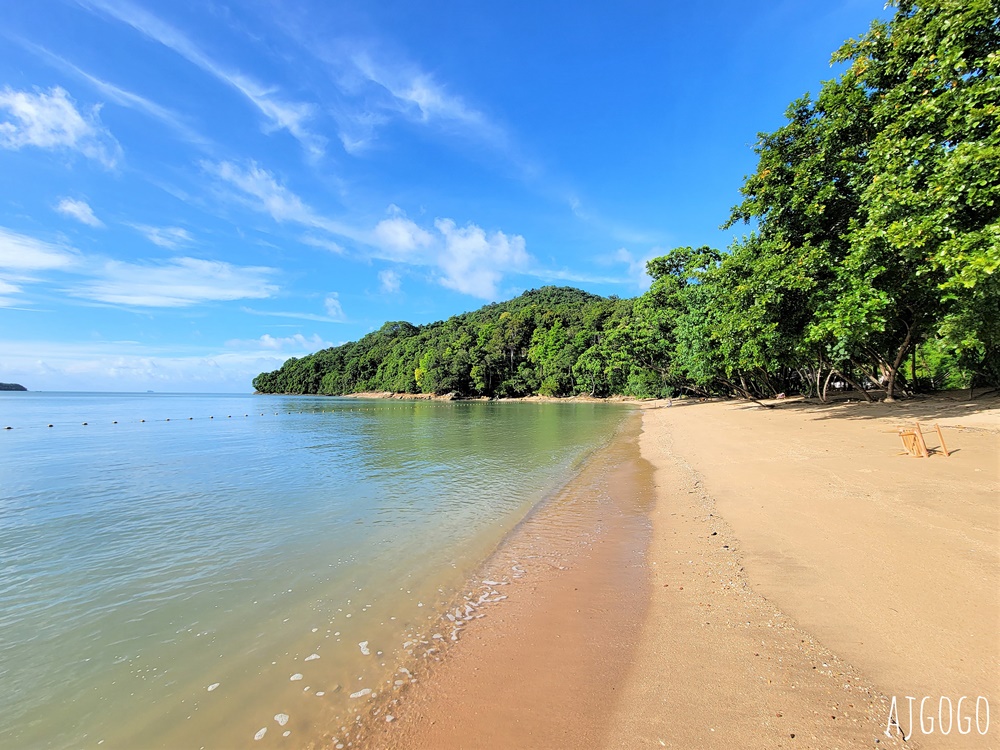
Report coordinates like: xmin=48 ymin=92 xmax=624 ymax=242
xmin=378 ymin=268 xmax=401 ymax=293
xmin=129 ymin=223 xmax=194 ymax=248
xmin=0 ymin=227 xmax=78 ymax=271
xmin=56 ymin=198 xmax=104 ymax=227
xmin=323 ymin=292 xmax=346 ymax=321
xmin=433 ymin=219 xmax=530 ymax=298
xmin=207 ymin=160 xmax=534 ymax=299
xmin=372 ymin=216 xmax=433 ymax=257
xmin=75 ymin=257 xmax=278 ymax=307
xmin=225 ymin=332 xmax=332 ymax=351
xmin=0 ymin=226 xmax=282 ymax=311
xmin=368 ymin=211 xmax=532 ymax=298
xmin=80 ymin=0 xmax=323 ymax=158
xmin=0 ymin=86 xmax=121 ymax=167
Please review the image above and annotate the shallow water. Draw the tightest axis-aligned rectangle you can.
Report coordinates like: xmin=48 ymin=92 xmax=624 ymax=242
xmin=0 ymin=392 xmax=627 ymax=749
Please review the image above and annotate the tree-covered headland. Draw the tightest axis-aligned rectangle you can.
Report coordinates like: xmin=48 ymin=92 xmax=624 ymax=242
xmin=254 ymin=1 xmax=998 ymax=402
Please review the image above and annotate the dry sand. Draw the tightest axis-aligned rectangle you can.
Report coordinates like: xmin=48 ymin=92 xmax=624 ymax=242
xmin=356 ymin=394 xmax=998 ymax=749
xmin=613 ymin=395 xmax=998 ymax=749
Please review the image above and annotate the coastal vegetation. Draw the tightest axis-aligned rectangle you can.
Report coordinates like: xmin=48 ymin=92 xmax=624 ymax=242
xmin=0 ymin=383 xmax=27 ymax=391
xmin=254 ymin=0 xmax=998 ymax=402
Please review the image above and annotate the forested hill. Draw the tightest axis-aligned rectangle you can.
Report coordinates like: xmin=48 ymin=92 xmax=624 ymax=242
xmin=256 ymin=1 xmax=998 ymax=402
xmin=252 ymin=286 xmax=658 ymax=398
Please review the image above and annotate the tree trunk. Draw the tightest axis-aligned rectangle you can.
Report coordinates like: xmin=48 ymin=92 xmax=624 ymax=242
xmin=722 ymin=377 xmax=773 ymax=409
xmin=839 ymin=369 xmax=875 ymax=402
xmin=884 ymin=327 xmax=913 ymax=403
xmin=821 ymin=369 xmax=836 ymax=403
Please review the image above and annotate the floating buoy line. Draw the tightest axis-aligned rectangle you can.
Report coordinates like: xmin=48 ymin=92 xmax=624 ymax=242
xmin=1 ymin=403 xmax=459 ymax=431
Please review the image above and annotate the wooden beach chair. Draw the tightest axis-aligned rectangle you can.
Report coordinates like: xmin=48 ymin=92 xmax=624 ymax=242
xmin=898 ymin=423 xmax=929 ymax=457
xmin=897 ymin=422 xmax=950 ymax=458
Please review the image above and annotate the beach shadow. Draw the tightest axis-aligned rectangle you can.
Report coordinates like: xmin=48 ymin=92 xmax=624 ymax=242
xmin=763 ymin=392 xmax=1000 ymax=425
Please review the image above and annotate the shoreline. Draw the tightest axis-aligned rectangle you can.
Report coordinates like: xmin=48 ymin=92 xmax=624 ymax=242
xmin=355 ymin=409 xmax=654 ymax=748
xmin=339 ymin=393 xmax=997 ymax=748
xmin=339 ymin=390 xmax=645 ymax=404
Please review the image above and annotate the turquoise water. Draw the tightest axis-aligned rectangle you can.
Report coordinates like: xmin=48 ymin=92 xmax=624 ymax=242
xmin=0 ymin=392 xmax=627 ymax=749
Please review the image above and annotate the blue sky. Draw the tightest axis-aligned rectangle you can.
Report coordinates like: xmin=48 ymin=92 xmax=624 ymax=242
xmin=0 ymin=0 xmax=890 ymax=392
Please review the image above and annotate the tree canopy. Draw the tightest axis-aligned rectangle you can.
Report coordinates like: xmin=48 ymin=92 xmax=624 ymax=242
xmin=255 ymin=1 xmax=998 ymax=402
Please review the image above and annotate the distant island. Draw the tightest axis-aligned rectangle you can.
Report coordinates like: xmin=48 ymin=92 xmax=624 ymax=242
xmin=0 ymin=383 xmax=27 ymax=391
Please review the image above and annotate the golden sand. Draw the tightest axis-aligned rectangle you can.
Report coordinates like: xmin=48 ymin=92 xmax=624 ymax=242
xmin=356 ymin=395 xmax=999 ymax=749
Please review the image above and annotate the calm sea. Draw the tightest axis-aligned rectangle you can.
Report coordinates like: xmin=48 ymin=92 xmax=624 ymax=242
xmin=0 ymin=392 xmax=628 ymax=749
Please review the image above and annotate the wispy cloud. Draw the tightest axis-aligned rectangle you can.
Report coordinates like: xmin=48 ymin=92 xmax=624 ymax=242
xmin=129 ymin=223 xmax=194 ymax=248
xmin=299 ymin=235 xmax=345 ymax=254
xmin=78 ymin=0 xmax=324 ymax=158
xmin=527 ymin=267 xmax=630 ymax=286
xmin=337 ymin=51 xmax=509 ymax=155
xmin=353 ymin=53 xmax=494 ymax=130
xmin=241 ymin=306 xmax=346 ymax=323
xmin=0 ymin=226 xmax=282 ymax=310
xmin=74 ymin=257 xmax=277 ymax=307
xmin=17 ymin=39 xmax=212 ymax=149
xmin=378 ymin=268 xmax=401 ymax=293
xmin=568 ymin=194 xmax=663 ymax=246
xmin=0 ymin=278 xmax=24 ymax=307
xmin=270 ymin=17 xmax=518 ymax=161
xmin=0 ymin=226 xmax=78 ymax=271
xmin=610 ymin=247 xmax=658 ymax=289
xmin=0 ymin=226 xmax=78 ymax=306
xmin=224 ymin=332 xmax=332 ymax=351
xmin=0 ymin=86 xmax=121 ymax=168
xmin=323 ymin=292 xmax=346 ymax=321
xmin=56 ymin=198 xmax=104 ymax=227
xmin=204 ymin=160 xmax=363 ymax=240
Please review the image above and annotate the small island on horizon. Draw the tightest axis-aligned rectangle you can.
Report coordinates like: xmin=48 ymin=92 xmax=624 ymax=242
xmin=0 ymin=383 xmax=27 ymax=391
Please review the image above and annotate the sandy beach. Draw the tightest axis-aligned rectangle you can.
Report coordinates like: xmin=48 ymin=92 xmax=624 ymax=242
xmin=359 ymin=394 xmax=998 ymax=749
xmin=615 ymin=395 xmax=998 ymax=749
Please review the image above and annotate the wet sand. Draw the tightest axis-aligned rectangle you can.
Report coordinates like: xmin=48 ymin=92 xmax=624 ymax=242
xmin=359 ymin=412 xmax=654 ymax=749
xmin=353 ymin=394 xmax=998 ymax=749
